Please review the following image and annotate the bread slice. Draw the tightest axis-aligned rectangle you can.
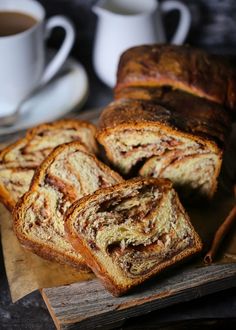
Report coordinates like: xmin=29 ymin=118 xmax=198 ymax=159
xmin=97 ymin=98 xmax=227 ymax=198
xmin=115 ymin=44 xmax=236 ymax=110
xmin=65 ymin=178 xmax=203 ymax=296
xmin=13 ymin=141 xmax=122 ymax=269
xmin=0 ymin=119 xmax=98 ymax=210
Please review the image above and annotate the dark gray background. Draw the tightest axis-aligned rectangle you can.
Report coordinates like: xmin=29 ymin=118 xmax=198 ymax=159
xmin=1 ymin=0 xmax=236 ymax=329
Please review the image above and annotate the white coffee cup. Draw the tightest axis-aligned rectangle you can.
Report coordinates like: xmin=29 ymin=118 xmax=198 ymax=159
xmin=93 ymin=0 xmax=191 ymax=87
xmin=0 ymin=0 xmax=75 ymax=116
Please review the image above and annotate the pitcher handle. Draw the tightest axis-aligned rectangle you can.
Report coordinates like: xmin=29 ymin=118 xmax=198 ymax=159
xmin=160 ymin=0 xmax=191 ymax=45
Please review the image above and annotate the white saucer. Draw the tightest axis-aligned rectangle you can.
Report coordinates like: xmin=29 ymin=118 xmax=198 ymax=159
xmin=0 ymin=52 xmax=89 ymax=136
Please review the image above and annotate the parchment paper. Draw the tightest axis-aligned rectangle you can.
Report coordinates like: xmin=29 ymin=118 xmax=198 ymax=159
xmin=0 ymin=205 xmax=94 ymax=302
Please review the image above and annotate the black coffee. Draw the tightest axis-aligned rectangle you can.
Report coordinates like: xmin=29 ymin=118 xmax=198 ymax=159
xmin=0 ymin=11 xmax=38 ymax=37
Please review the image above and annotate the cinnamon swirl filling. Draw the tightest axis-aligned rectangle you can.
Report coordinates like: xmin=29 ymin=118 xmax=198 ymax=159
xmin=73 ymin=180 xmax=194 ymax=278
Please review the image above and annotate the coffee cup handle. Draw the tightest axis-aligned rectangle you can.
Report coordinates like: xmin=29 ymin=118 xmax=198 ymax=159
xmin=160 ymin=0 xmax=191 ymax=45
xmin=40 ymin=16 xmax=75 ymax=85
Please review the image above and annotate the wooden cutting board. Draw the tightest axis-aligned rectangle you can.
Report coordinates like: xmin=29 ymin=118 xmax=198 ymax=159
xmin=41 ymin=263 xmax=236 ymax=329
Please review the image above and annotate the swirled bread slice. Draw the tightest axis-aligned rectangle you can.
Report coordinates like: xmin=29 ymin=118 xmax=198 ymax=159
xmin=115 ymin=44 xmax=236 ymax=111
xmin=65 ymin=178 xmax=202 ymax=296
xmin=0 ymin=119 xmax=98 ymax=210
xmin=13 ymin=141 xmax=122 ymax=269
xmin=97 ymin=98 xmax=229 ymax=198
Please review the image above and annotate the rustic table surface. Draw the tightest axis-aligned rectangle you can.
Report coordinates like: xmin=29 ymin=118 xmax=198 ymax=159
xmin=1 ymin=0 xmax=236 ymax=329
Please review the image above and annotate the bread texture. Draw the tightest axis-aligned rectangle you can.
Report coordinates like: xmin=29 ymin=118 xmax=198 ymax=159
xmin=97 ymin=97 xmax=228 ymax=198
xmin=65 ymin=178 xmax=203 ymax=296
xmin=13 ymin=141 xmax=123 ymax=269
xmin=115 ymin=44 xmax=236 ymax=111
xmin=0 ymin=119 xmax=98 ymax=210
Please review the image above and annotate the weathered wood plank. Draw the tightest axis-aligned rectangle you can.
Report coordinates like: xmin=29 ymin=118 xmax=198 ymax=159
xmin=42 ymin=263 xmax=236 ymax=329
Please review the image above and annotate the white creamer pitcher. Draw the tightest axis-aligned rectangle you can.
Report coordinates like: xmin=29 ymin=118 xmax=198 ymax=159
xmin=92 ymin=0 xmax=191 ymax=87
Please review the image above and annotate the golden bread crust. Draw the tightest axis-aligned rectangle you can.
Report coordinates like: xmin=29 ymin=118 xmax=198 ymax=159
xmin=114 ymin=87 xmax=231 ymax=146
xmin=98 ymin=97 xmax=229 ymax=148
xmin=97 ymin=98 xmax=222 ymax=159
